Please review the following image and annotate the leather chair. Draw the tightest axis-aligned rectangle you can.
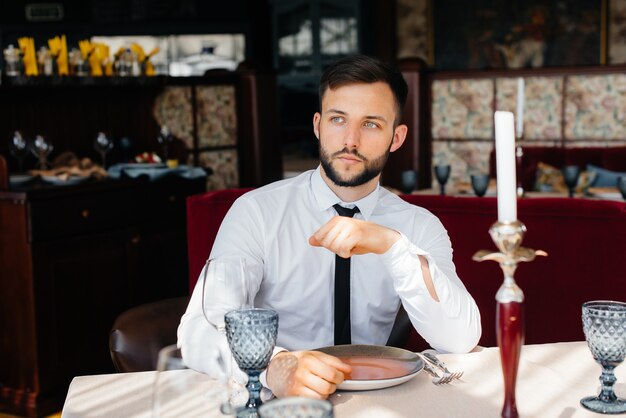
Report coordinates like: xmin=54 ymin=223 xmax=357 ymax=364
xmin=109 ymin=296 xmax=189 ymax=372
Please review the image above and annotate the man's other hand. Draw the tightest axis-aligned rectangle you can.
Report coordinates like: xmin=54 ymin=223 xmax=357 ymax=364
xmin=266 ymin=351 xmax=352 ymax=399
xmin=309 ymin=216 xmax=400 ymax=258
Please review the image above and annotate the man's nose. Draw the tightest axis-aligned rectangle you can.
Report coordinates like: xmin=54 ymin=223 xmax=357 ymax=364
xmin=344 ymin=124 xmax=361 ymax=148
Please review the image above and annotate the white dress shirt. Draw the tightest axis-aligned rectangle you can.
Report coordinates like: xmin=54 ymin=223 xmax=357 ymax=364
xmin=178 ymin=167 xmax=481 ymax=375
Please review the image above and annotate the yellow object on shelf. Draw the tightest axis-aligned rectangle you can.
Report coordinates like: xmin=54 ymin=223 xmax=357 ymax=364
xmin=48 ymin=35 xmax=69 ymax=76
xmin=18 ymin=37 xmax=38 ymax=76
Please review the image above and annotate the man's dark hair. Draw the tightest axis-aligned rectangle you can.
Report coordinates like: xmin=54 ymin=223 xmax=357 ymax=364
xmin=318 ymin=54 xmax=408 ymax=124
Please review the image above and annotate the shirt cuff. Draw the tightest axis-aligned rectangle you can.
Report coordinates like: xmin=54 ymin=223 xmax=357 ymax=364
xmin=379 ymin=232 xmax=432 ymax=292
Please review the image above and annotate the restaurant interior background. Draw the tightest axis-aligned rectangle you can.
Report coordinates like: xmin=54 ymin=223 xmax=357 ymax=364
xmin=2 ymin=0 xmax=626 ymax=416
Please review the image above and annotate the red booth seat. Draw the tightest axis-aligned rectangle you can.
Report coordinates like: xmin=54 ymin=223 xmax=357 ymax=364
xmin=187 ymin=189 xmax=626 ymax=349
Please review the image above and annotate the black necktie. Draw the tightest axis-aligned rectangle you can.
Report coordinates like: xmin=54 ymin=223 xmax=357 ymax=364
xmin=333 ymin=203 xmax=360 ymax=345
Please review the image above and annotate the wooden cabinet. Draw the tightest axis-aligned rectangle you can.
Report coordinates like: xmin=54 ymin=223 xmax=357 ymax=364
xmin=0 ymin=176 xmax=205 ymax=417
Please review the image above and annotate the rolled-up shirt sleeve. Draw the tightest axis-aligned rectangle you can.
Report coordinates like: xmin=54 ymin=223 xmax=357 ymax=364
xmin=379 ymin=217 xmax=481 ymax=354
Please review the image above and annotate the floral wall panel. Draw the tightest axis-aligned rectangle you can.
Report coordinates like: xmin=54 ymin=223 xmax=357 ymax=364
xmin=195 ymin=85 xmax=238 ymax=148
xmin=496 ymin=76 xmax=563 ymax=140
xmin=431 ymin=141 xmax=493 ymax=191
xmin=196 ymin=149 xmax=239 ymax=190
xmin=431 ymin=79 xmax=494 ymax=140
xmin=153 ymin=86 xmax=194 ymax=149
xmin=564 ymin=74 xmax=626 ymax=140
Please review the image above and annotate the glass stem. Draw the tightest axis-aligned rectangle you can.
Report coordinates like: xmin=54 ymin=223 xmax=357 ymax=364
xmin=599 ymin=364 xmax=618 ymax=403
xmin=245 ymin=371 xmax=263 ymax=409
xmin=440 ymin=184 xmax=445 ymax=195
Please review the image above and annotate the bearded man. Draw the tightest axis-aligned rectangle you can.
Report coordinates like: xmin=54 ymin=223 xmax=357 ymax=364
xmin=178 ymin=54 xmax=481 ymax=400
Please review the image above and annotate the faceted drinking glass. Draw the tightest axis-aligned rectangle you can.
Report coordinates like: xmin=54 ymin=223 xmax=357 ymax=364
xmin=225 ymin=308 xmax=278 ymax=414
xmin=581 ymin=300 xmax=626 ymax=414
xmin=258 ymin=397 xmax=333 ymax=418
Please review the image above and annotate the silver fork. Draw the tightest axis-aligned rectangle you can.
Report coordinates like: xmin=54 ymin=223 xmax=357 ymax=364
xmin=419 ymin=351 xmax=464 ymax=384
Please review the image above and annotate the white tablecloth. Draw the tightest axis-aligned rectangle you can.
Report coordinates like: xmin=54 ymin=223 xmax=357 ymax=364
xmin=62 ymin=341 xmax=626 ymax=418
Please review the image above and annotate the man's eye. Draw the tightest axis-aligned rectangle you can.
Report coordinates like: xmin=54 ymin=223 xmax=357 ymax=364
xmin=364 ymin=121 xmax=378 ymax=128
xmin=330 ymin=116 xmax=345 ymax=124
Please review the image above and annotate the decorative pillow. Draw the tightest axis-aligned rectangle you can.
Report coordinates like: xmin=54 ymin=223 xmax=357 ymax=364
xmin=587 ymin=164 xmax=626 ymax=187
xmin=576 ymin=170 xmax=597 ymax=193
xmin=534 ymin=162 xmax=567 ymax=192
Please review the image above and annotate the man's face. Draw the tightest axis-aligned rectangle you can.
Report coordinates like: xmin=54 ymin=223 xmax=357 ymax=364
xmin=313 ymin=82 xmax=407 ymax=188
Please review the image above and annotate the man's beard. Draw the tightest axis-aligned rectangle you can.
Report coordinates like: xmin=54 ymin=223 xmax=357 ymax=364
xmin=319 ymin=142 xmax=391 ymax=187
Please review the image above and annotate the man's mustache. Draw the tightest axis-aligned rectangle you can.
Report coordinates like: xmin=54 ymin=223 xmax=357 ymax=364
xmin=331 ymin=148 xmax=368 ymax=161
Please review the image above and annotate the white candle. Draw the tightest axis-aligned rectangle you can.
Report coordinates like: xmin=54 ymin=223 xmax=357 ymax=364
xmin=494 ymin=111 xmax=517 ymax=222
xmin=516 ymin=77 xmax=525 ymax=138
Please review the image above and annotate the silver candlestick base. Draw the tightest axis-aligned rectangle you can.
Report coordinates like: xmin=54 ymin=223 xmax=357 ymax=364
xmin=473 ymin=220 xmax=547 ymax=418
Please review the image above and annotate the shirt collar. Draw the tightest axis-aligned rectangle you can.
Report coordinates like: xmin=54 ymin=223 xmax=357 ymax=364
xmin=311 ymin=166 xmax=380 ymax=221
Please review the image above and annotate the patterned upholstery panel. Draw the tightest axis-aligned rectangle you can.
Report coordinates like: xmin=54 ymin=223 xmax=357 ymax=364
xmin=431 ymin=141 xmax=493 ymax=191
xmin=196 ymin=85 xmax=238 ymax=148
xmin=153 ymin=86 xmax=194 ymax=149
xmin=431 ymin=79 xmax=494 ymax=140
xmin=496 ymin=76 xmax=563 ymax=140
xmin=196 ymin=149 xmax=239 ymax=190
xmin=564 ymin=74 xmax=626 ymax=140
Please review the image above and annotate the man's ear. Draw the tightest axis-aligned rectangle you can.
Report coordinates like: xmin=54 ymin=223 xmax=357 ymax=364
xmin=390 ymin=124 xmax=408 ymax=152
xmin=313 ymin=112 xmax=321 ymax=140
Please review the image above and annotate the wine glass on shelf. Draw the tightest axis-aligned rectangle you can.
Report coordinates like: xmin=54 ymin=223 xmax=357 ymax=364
xmin=8 ymin=131 xmax=29 ymax=173
xmin=401 ymin=170 xmax=417 ymax=194
xmin=580 ymin=300 xmax=626 ymax=414
xmin=618 ymin=177 xmax=626 ymax=201
xmin=30 ymin=135 xmax=53 ymax=170
xmin=434 ymin=165 xmax=451 ymax=195
xmin=94 ymin=132 xmax=113 ymax=168
xmin=562 ymin=165 xmax=581 ymax=198
xmin=201 ymin=257 xmax=253 ymax=410
xmin=157 ymin=125 xmax=173 ymax=161
xmin=225 ymin=308 xmax=278 ymax=415
xmin=152 ymin=344 xmax=229 ymax=418
xmin=471 ymin=173 xmax=490 ymax=197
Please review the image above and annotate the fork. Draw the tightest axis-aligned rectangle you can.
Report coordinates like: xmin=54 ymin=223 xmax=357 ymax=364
xmin=418 ymin=351 xmax=464 ymax=384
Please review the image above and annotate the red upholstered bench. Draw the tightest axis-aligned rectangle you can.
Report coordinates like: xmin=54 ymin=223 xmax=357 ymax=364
xmin=187 ymin=189 xmax=626 ymax=350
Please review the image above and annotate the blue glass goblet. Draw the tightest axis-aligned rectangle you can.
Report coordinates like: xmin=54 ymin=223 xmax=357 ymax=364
xmin=258 ymin=397 xmax=334 ymax=418
xmin=617 ymin=177 xmax=626 ymax=201
xmin=471 ymin=174 xmax=490 ymax=197
xmin=401 ymin=170 xmax=417 ymax=194
xmin=434 ymin=165 xmax=451 ymax=196
xmin=225 ymin=308 xmax=278 ymax=414
xmin=581 ymin=301 xmax=626 ymax=414
xmin=562 ymin=165 xmax=581 ymax=198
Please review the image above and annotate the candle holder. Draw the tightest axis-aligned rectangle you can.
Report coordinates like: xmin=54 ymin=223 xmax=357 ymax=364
xmin=473 ymin=220 xmax=546 ymax=418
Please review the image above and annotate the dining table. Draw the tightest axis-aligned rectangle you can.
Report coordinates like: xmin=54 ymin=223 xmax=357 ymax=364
xmin=61 ymin=341 xmax=626 ymax=418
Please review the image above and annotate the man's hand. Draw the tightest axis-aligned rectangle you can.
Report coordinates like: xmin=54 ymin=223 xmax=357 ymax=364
xmin=309 ymin=216 xmax=401 ymax=258
xmin=266 ymin=351 xmax=352 ymax=399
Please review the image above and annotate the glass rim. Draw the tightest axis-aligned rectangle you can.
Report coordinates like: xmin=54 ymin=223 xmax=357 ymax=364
xmin=224 ymin=307 xmax=278 ymax=320
xmin=582 ymin=300 xmax=626 ymax=312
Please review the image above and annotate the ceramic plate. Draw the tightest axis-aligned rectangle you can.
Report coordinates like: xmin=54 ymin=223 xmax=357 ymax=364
xmin=314 ymin=344 xmax=423 ymax=391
